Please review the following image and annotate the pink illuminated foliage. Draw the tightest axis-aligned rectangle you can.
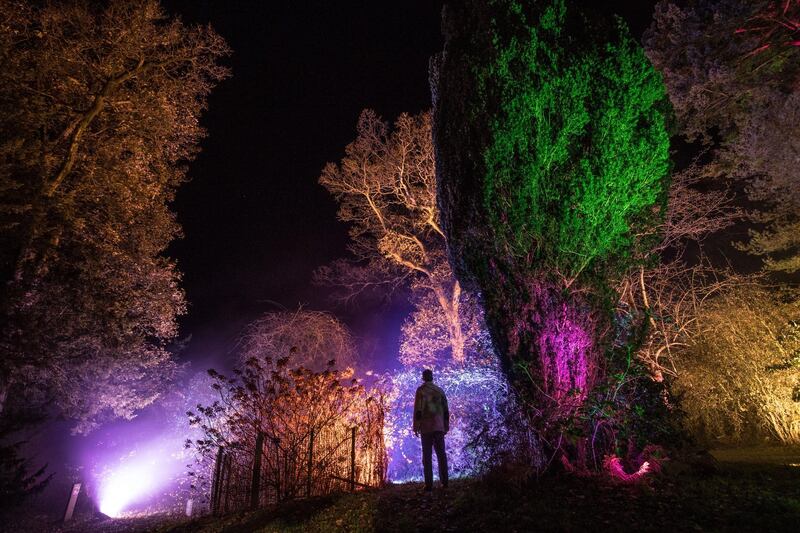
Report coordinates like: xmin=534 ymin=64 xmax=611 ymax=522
xmin=735 ymin=1 xmax=800 ymax=56
xmin=499 ymin=280 xmax=606 ymax=422
xmin=535 ymin=300 xmax=594 ymax=405
xmin=603 ymin=444 xmax=666 ymax=484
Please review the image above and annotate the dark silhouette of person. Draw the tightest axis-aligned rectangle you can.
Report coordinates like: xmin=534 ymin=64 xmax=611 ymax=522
xmin=413 ymin=368 xmax=449 ymax=492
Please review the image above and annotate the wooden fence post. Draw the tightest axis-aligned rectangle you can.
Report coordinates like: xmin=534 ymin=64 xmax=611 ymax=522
xmin=222 ymin=454 xmax=232 ymax=514
xmin=349 ymin=426 xmax=356 ymax=492
xmin=211 ymin=446 xmax=224 ymax=516
xmin=63 ymin=482 xmax=81 ymax=522
xmin=273 ymin=437 xmax=281 ymax=503
xmin=250 ymin=432 xmax=264 ymax=510
xmin=306 ymin=428 xmax=314 ymax=497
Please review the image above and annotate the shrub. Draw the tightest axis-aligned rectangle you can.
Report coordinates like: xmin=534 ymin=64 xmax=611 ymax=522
xmin=676 ymin=286 xmax=800 ymax=445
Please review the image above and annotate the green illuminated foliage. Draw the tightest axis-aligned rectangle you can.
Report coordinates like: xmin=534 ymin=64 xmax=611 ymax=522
xmin=433 ymin=0 xmax=673 ymax=470
xmin=477 ymin=0 xmax=670 ymax=278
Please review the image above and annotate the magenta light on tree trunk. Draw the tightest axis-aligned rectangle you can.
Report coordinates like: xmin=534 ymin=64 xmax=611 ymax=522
xmin=537 ymin=301 xmax=593 ymax=403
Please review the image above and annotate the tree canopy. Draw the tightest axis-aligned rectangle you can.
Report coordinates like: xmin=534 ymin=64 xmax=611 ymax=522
xmin=435 ymin=0 xmax=670 ymax=287
xmin=0 ymin=0 xmax=228 ymax=432
xmin=645 ymin=0 xmax=800 ymax=272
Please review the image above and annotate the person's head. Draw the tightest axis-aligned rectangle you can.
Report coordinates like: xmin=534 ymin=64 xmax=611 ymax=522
xmin=422 ymin=368 xmax=433 ymax=382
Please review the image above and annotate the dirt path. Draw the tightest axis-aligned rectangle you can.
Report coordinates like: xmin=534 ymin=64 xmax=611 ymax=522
xmin=372 ymin=482 xmax=465 ymax=532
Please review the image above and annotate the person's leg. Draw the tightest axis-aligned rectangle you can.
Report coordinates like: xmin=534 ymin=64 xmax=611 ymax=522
xmin=421 ymin=432 xmax=433 ymax=491
xmin=433 ymin=431 xmax=448 ymax=488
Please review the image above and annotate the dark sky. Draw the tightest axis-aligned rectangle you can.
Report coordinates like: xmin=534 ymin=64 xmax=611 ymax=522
xmin=161 ymin=1 xmax=660 ymax=369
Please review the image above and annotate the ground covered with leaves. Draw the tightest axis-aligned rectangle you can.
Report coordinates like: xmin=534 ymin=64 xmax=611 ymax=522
xmin=23 ymin=447 xmax=800 ymax=533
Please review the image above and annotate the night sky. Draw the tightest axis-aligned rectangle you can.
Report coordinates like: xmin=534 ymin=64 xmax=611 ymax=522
xmin=160 ymin=1 xmax=660 ymax=370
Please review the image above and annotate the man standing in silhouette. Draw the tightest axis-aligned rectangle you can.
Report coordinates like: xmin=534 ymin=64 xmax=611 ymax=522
xmin=413 ymin=368 xmax=449 ymax=493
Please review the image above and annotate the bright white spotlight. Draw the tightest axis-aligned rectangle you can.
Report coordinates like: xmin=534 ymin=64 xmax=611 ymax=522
xmin=98 ymin=461 xmax=159 ymax=517
xmin=96 ymin=439 xmax=185 ymax=517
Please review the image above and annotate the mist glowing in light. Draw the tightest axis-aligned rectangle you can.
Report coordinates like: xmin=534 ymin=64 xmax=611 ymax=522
xmin=96 ymin=438 xmax=186 ymax=518
xmin=98 ymin=462 xmax=159 ymax=517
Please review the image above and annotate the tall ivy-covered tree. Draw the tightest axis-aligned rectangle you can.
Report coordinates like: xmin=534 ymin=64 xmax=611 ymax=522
xmin=432 ymin=0 xmax=670 ymax=468
xmin=0 ymin=0 xmax=228 ymax=432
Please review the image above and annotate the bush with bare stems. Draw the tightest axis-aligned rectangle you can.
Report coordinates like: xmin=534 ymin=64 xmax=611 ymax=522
xmin=238 ymin=310 xmax=357 ymax=373
xmin=676 ymin=285 xmax=800 ymax=445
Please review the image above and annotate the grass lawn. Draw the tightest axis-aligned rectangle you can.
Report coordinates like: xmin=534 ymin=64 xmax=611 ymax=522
xmin=43 ymin=446 xmax=800 ymax=533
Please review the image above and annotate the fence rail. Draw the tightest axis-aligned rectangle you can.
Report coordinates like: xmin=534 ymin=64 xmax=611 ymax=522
xmin=209 ymin=411 xmax=385 ymax=515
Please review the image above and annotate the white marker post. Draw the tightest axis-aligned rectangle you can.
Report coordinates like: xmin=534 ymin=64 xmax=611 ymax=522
xmin=63 ymin=482 xmax=81 ymax=522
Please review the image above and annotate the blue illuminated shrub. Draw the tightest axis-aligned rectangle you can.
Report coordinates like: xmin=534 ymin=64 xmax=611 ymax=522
xmin=383 ymin=363 xmax=517 ymax=481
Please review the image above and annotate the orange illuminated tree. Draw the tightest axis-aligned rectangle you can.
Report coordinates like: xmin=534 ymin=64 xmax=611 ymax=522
xmin=0 ymin=0 xmax=228 ymax=432
xmin=318 ymin=110 xmax=480 ymax=365
xmin=189 ymin=354 xmax=386 ymax=510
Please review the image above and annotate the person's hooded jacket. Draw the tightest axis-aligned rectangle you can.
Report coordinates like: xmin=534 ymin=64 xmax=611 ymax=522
xmin=413 ymin=381 xmax=449 ymax=434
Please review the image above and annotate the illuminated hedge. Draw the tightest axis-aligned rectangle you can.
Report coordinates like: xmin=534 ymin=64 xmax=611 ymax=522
xmin=383 ymin=363 xmax=515 ymax=481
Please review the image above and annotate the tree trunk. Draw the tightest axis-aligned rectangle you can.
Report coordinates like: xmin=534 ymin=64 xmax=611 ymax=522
xmin=448 ymin=313 xmax=466 ymax=365
xmin=0 ymin=378 xmax=9 ymax=418
xmin=433 ymin=281 xmax=466 ymax=364
xmin=482 ymin=275 xmax=608 ymax=470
